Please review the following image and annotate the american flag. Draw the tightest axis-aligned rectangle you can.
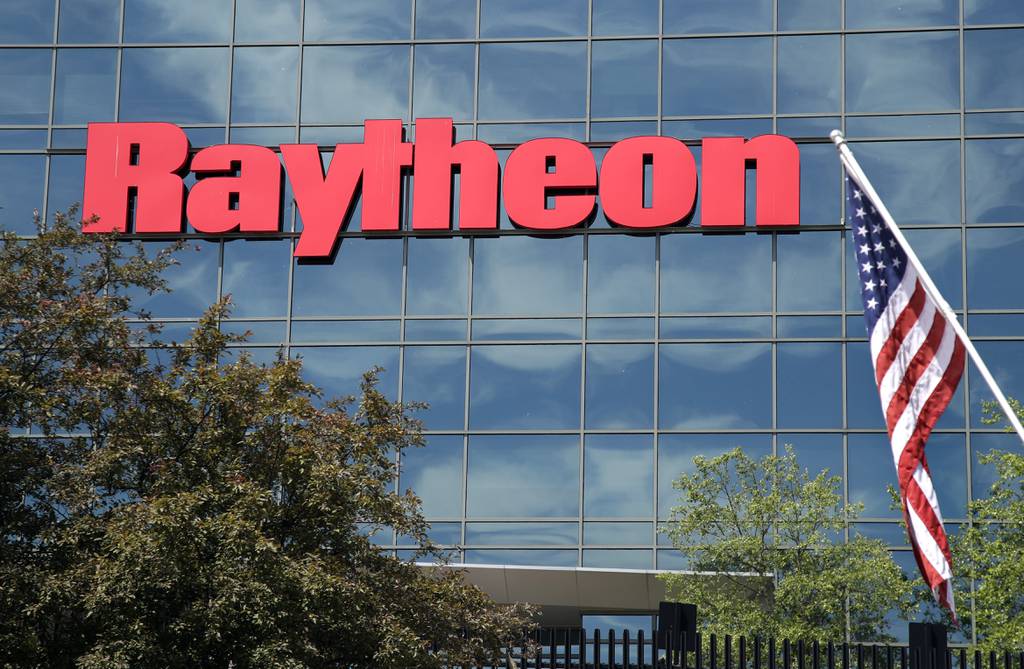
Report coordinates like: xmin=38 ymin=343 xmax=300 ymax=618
xmin=846 ymin=175 xmax=963 ymax=620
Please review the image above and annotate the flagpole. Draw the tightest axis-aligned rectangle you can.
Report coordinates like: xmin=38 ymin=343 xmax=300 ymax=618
xmin=830 ymin=129 xmax=1024 ymax=445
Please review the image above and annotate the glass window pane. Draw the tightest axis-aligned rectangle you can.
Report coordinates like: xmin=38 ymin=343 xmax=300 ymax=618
xmin=966 ymin=29 xmax=1024 ymax=110
xmin=478 ymin=42 xmax=587 ymax=120
xmin=967 ymin=228 xmax=1024 ymax=310
xmin=231 ymin=47 xmax=298 ymax=124
xmin=221 ymin=240 xmax=290 ymax=318
xmin=405 ymin=319 xmax=466 ymax=341
xmin=846 ymin=0 xmax=957 ymax=28
xmin=965 ymin=0 xmax=1024 ymax=24
xmin=847 ymin=114 xmax=960 ymax=139
xmin=120 ymin=48 xmax=229 ymax=124
xmin=0 ymin=155 xmax=46 ymax=235
xmin=584 ymin=522 xmax=652 ymax=545
xmin=467 ymin=435 xmax=580 ymax=518
xmin=660 ymin=316 xmax=771 ymax=339
xmin=304 ymin=0 xmax=411 ymax=41
xmin=779 ymin=0 xmax=840 ymax=30
xmin=664 ymin=0 xmax=771 ymax=33
xmin=588 ymin=317 xmax=654 ymax=339
xmin=659 ymin=344 xmax=772 ymax=429
xmin=400 ymin=435 xmax=463 ymax=518
xmin=583 ymin=549 xmax=652 ymax=569
xmin=848 ymin=433 xmax=902 ymax=518
xmin=301 ymin=46 xmax=410 ymax=123
xmin=967 ymin=139 xmax=1024 ymax=224
xmin=416 ymin=0 xmax=476 ymax=38
xmin=220 ymin=320 xmax=285 ymax=344
xmin=292 ymin=238 xmax=404 ymax=316
xmin=777 ymin=35 xmax=840 ymax=114
xmin=591 ymin=40 xmax=658 ymax=118
xmin=469 ymin=344 xmax=581 ymax=430
xmin=293 ymin=346 xmax=399 ymax=401
xmin=479 ymin=124 xmax=587 ymax=144
xmin=290 ymin=320 xmax=400 ymax=343
xmin=407 ymin=237 xmax=468 ymax=316
xmin=777 ymin=343 xmax=842 ymax=429
xmin=131 ymin=241 xmax=220 ymax=318
xmin=799 ymin=143 xmax=842 ymax=226
xmin=971 ymin=433 xmax=1022 ymax=501
xmin=777 ymin=231 xmax=841 ymax=311
xmin=660 ymin=233 xmax=772 ymax=313
xmin=465 ymin=522 xmax=578 ymax=545
xmin=663 ymin=38 xmax=772 ymax=116
xmin=850 ymin=140 xmax=960 ymax=225
xmin=0 ymin=0 xmax=54 ymax=43
xmin=472 ymin=318 xmax=580 ymax=341
xmin=463 ymin=549 xmax=578 ymax=566
xmin=59 ymin=0 xmax=119 ymax=43
xmin=413 ymin=44 xmax=475 ymax=121
xmin=848 ymin=342 xmax=919 ymax=430
xmin=586 ymin=345 xmax=654 ymax=429
xmin=593 ymin=0 xmax=658 ymax=35
xmin=0 ymin=49 xmax=51 ymax=124
xmin=588 ymin=235 xmax=655 ymax=314
xmin=45 ymin=154 xmax=86 ymax=220
xmin=971 ymin=342 xmax=1024 ymax=428
xmin=846 ymin=32 xmax=959 ymax=113
xmin=124 ymin=0 xmax=232 ymax=42
xmin=658 ymin=434 xmax=771 ymax=518
xmin=54 ymin=48 xmax=117 ymax=124
xmin=900 ymin=228 xmax=963 ymax=308
xmin=480 ymin=0 xmax=587 ymax=38
xmin=472 ymin=236 xmax=582 ymax=315
xmin=0 ymin=130 xmax=46 ymax=150
xmin=235 ymin=0 xmax=300 ymax=41
xmin=781 ymin=433 xmax=844 ymax=482
xmin=584 ymin=435 xmax=654 ymax=518
xmin=402 ymin=346 xmax=466 ymax=430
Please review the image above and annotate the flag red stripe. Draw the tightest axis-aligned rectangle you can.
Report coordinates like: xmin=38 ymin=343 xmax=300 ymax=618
xmin=896 ymin=338 xmax=966 ymax=490
xmin=875 ymin=280 xmax=928 ymax=386
xmin=884 ymin=315 xmax=948 ymax=436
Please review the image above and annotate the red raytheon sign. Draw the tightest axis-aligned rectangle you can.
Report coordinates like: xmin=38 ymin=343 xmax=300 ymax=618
xmin=82 ymin=119 xmax=800 ymax=258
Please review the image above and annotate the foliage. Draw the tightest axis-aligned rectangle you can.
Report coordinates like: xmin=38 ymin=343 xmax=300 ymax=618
xmin=951 ymin=399 xmax=1024 ymax=650
xmin=1 ymin=212 xmax=533 ymax=668
xmin=659 ymin=447 xmax=915 ymax=643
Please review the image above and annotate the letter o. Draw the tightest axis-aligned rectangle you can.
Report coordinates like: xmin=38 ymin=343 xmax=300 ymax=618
xmin=599 ymin=136 xmax=697 ymax=229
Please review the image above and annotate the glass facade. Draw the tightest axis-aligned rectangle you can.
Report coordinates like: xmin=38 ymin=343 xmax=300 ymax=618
xmin=4 ymin=0 xmax=1024 ymax=621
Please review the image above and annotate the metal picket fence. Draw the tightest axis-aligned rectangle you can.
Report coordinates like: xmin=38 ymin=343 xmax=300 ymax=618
xmin=491 ymin=629 xmax=1024 ymax=669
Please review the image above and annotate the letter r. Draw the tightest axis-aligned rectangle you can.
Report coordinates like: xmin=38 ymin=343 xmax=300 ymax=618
xmin=82 ymin=122 xmax=190 ymax=233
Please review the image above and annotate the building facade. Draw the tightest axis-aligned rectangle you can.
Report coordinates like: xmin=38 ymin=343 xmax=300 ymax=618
xmin=3 ymin=0 xmax=1024 ymax=638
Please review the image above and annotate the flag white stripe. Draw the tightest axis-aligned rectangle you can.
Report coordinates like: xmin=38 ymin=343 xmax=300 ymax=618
xmin=888 ymin=322 xmax=958 ymax=463
xmin=906 ymin=488 xmax=953 ymax=580
xmin=878 ymin=294 xmax=936 ymax=413
xmin=869 ymin=264 xmax=919 ymax=366
xmin=911 ymin=460 xmax=945 ymax=527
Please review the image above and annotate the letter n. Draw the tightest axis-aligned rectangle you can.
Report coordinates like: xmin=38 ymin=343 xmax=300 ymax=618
xmin=82 ymin=122 xmax=189 ymax=233
xmin=701 ymin=135 xmax=800 ymax=228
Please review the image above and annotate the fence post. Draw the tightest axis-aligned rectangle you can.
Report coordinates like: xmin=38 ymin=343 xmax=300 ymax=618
xmin=595 ymin=628 xmax=602 ymax=669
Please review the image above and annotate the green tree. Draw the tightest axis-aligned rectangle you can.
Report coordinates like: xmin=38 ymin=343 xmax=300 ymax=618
xmin=952 ymin=400 xmax=1024 ymax=650
xmin=659 ymin=447 xmax=915 ymax=643
xmin=1 ymin=213 xmax=533 ymax=668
